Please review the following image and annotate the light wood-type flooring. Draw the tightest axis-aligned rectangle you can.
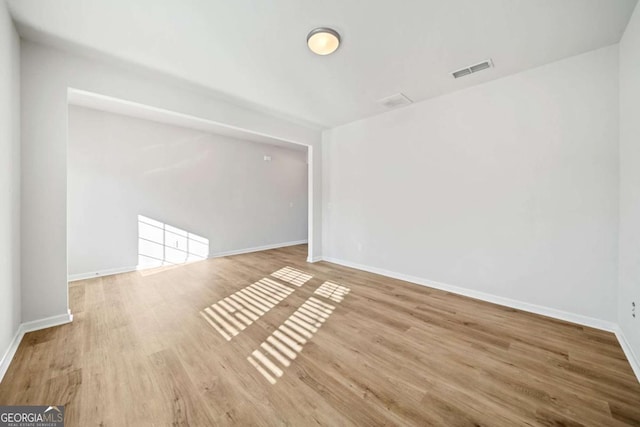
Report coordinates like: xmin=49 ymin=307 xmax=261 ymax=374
xmin=1 ymin=244 xmax=639 ymax=425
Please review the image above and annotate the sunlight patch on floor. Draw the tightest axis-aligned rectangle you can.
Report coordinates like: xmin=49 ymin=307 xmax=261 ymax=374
xmin=271 ymin=266 xmax=313 ymax=287
xmin=201 ymin=278 xmax=295 ymax=341
xmin=248 ymin=290 xmax=348 ymax=384
xmin=313 ymin=281 xmax=351 ymax=303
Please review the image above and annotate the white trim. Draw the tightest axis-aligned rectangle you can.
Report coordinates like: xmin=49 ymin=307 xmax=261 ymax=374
xmin=0 ymin=327 xmax=23 ymax=384
xmin=307 ymin=256 xmax=323 ymax=263
xmin=0 ymin=311 xmax=73 ymax=383
xmin=7 ymin=257 xmax=640 ymax=385
xmin=20 ymin=311 xmax=74 ymax=334
xmin=321 ymin=256 xmax=617 ymax=331
xmin=320 ymin=256 xmax=640 ymax=382
xmin=307 ymin=145 xmax=314 ymax=262
xmin=68 ymin=265 xmax=138 ymax=282
xmin=68 ymin=240 xmax=310 ymax=282
xmin=209 ymin=240 xmax=308 ymax=259
xmin=614 ymin=326 xmax=640 ymax=383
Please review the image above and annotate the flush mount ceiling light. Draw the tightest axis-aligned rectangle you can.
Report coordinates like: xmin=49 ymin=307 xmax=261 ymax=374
xmin=307 ymin=27 xmax=341 ymax=55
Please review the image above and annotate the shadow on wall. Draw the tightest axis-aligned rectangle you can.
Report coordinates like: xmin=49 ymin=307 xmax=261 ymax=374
xmin=137 ymin=214 xmax=209 ymax=270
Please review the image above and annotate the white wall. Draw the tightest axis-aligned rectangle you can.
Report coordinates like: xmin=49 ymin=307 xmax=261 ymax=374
xmin=0 ymin=0 xmax=20 ymax=367
xmin=21 ymin=39 xmax=322 ymax=323
xmin=619 ymin=1 xmax=640 ymax=369
xmin=323 ymin=45 xmax=619 ymax=323
xmin=67 ymin=106 xmax=307 ymax=277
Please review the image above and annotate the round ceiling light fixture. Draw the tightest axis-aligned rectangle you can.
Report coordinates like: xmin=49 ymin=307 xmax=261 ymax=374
xmin=307 ymin=27 xmax=341 ymax=55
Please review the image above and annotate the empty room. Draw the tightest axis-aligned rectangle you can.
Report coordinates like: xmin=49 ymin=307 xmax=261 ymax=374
xmin=1 ymin=0 xmax=639 ymax=425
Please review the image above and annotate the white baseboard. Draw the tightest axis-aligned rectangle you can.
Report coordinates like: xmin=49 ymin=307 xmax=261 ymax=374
xmin=57 ymin=250 xmax=640 ymax=384
xmin=0 ymin=326 xmax=24 ymax=384
xmin=321 ymin=256 xmax=617 ymax=332
xmin=209 ymin=240 xmax=308 ymax=259
xmin=614 ymin=326 xmax=640 ymax=383
xmin=0 ymin=310 xmax=73 ymax=383
xmin=20 ymin=311 xmax=74 ymax=334
xmin=68 ymin=240 xmax=309 ymax=282
xmin=321 ymin=256 xmax=640 ymax=383
xmin=68 ymin=265 xmax=138 ymax=282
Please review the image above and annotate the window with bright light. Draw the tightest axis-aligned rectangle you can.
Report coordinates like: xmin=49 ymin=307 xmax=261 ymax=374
xmin=137 ymin=214 xmax=209 ymax=269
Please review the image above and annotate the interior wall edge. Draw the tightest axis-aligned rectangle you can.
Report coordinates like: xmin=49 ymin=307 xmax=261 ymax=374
xmin=67 ymin=265 xmax=138 ymax=283
xmin=67 ymin=239 xmax=310 ymax=282
xmin=0 ymin=0 xmax=22 ymax=389
xmin=321 ymin=255 xmax=639 ymax=382
xmin=615 ymin=326 xmax=640 ymax=382
xmin=19 ymin=38 xmax=322 ymax=323
xmin=321 ymin=256 xmax=616 ymax=331
xmin=0 ymin=327 xmax=22 ymax=385
xmin=0 ymin=310 xmax=73 ymax=384
xmin=207 ymin=239 xmax=308 ymax=260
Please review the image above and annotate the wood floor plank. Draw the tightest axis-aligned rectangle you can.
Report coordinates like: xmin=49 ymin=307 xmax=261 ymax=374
xmin=0 ymin=244 xmax=638 ymax=426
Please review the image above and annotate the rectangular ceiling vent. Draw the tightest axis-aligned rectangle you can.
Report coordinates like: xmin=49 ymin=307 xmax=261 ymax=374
xmin=451 ymin=59 xmax=493 ymax=79
xmin=378 ymin=93 xmax=413 ymax=109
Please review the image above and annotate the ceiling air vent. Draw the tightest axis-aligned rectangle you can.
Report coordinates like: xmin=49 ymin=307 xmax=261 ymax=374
xmin=378 ymin=93 xmax=413 ymax=109
xmin=451 ymin=59 xmax=493 ymax=79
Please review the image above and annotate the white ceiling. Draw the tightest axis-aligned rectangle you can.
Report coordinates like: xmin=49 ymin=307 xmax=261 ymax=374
xmin=7 ymin=0 xmax=639 ymax=128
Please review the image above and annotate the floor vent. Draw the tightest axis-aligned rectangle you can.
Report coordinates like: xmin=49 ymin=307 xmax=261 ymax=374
xmin=451 ymin=59 xmax=493 ymax=79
